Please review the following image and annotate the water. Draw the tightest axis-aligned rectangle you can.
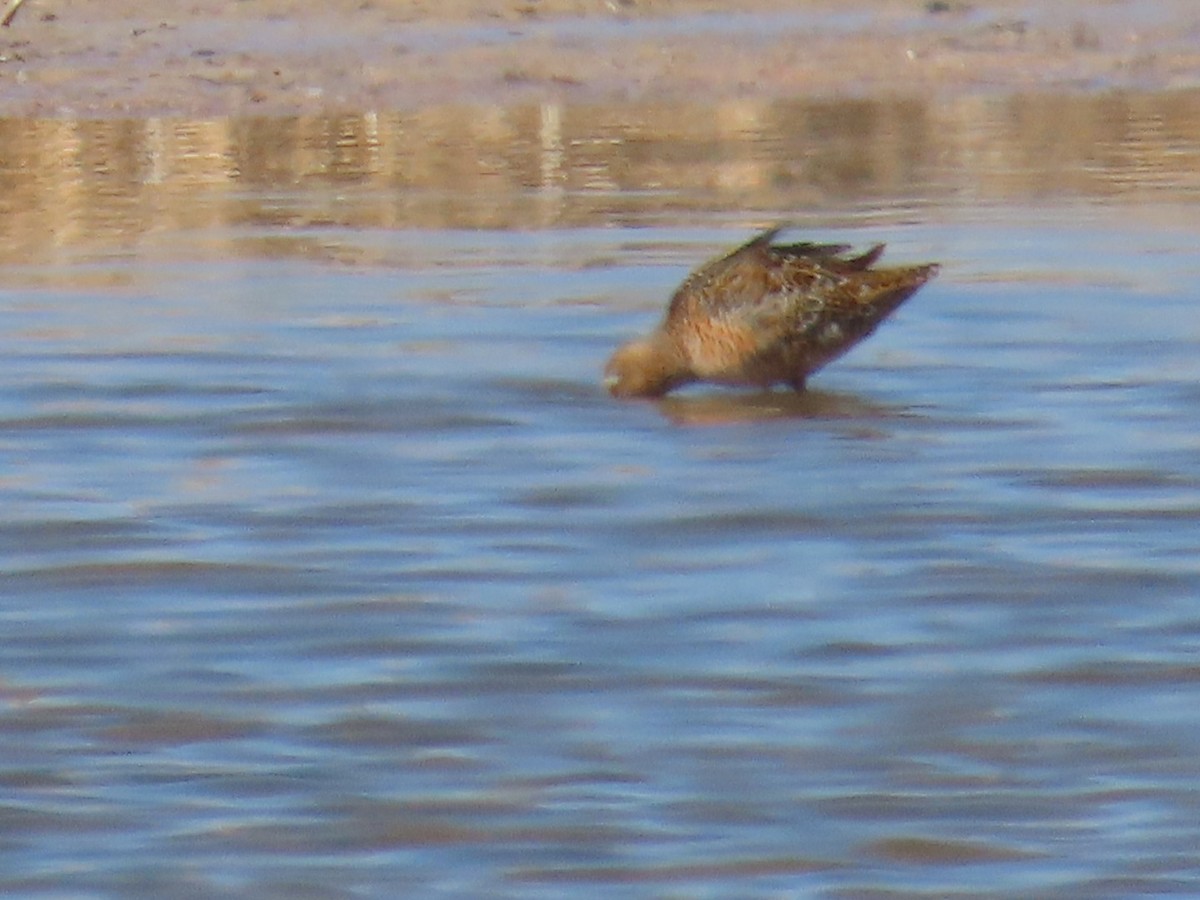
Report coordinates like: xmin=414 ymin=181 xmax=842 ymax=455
xmin=2 ymin=91 xmax=1200 ymax=897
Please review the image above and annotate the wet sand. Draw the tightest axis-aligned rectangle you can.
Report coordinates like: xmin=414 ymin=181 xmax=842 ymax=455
xmin=0 ymin=0 xmax=1197 ymax=117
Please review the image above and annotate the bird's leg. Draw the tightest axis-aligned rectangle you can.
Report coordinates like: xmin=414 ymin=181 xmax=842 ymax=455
xmin=789 ymin=375 xmax=807 ymax=393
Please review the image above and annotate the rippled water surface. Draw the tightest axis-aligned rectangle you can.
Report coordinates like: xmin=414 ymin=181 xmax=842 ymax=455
xmin=3 ymin=91 xmax=1200 ymax=897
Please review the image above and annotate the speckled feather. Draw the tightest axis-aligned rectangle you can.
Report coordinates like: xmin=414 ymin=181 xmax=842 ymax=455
xmin=604 ymin=225 xmax=938 ymax=398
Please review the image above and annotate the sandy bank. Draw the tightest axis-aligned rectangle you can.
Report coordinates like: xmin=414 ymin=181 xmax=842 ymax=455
xmin=0 ymin=0 xmax=1197 ymax=118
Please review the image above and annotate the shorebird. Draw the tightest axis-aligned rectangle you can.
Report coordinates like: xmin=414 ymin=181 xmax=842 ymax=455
xmin=604 ymin=225 xmax=938 ymax=398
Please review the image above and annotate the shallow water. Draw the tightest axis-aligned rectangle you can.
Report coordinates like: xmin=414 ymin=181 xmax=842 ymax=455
xmin=3 ymin=91 xmax=1200 ymax=897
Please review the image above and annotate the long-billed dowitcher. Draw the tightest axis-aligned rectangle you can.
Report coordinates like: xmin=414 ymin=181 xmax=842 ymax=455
xmin=604 ymin=225 xmax=938 ymax=398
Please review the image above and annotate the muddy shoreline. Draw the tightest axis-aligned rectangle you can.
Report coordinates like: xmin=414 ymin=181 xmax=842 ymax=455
xmin=0 ymin=1 xmax=1197 ymax=118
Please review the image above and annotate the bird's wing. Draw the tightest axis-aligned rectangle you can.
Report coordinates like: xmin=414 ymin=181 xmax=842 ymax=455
xmin=682 ymin=254 xmax=932 ymax=359
xmin=665 ymin=228 xmax=925 ymax=360
xmin=668 ymin=240 xmax=844 ymax=332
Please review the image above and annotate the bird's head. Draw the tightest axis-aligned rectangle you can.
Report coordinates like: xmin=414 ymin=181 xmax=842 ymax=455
xmin=603 ymin=334 xmax=688 ymax=399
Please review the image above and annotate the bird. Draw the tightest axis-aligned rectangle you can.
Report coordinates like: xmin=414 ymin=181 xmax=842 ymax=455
xmin=603 ymin=225 xmax=938 ymax=398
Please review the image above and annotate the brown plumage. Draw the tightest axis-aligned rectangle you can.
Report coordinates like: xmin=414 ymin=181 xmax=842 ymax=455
xmin=604 ymin=225 xmax=938 ymax=398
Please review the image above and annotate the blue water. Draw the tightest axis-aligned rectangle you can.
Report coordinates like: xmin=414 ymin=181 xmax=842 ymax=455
xmin=2 ymin=96 xmax=1200 ymax=897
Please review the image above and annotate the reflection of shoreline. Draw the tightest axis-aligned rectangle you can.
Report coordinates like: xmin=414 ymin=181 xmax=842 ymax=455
xmin=2 ymin=90 xmax=1200 ymax=263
